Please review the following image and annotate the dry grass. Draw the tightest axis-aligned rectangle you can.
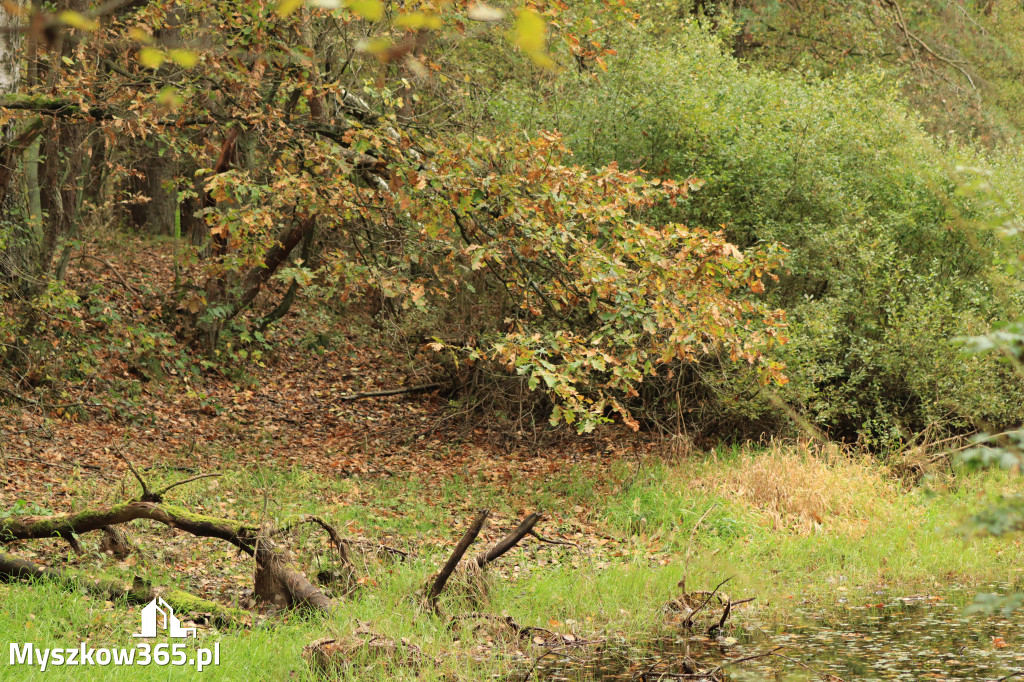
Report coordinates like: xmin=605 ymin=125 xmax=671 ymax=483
xmin=700 ymin=440 xmax=900 ymax=534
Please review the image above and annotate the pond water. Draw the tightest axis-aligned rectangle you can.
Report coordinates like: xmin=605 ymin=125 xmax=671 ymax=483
xmin=535 ymin=589 xmax=1024 ymax=681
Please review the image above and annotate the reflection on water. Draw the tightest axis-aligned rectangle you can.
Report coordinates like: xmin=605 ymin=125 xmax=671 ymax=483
xmin=536 ymin=589 xmax=1024 ymax=681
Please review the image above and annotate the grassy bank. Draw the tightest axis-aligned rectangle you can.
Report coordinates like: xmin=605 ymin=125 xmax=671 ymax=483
xmin=1 ymin=440 xmax=1022 ymax=680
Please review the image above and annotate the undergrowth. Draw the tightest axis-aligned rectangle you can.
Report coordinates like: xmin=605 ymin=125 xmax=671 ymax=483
xmin=2 ymin=440 xmax=1023 ymax=679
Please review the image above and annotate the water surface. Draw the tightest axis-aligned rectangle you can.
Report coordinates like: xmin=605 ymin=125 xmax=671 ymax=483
xmin=536 ymin=589 xmax=1024 ymax=680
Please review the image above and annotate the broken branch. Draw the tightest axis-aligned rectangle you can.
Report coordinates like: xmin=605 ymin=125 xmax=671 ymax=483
xmin=336 ymin=383 xmax=441 ymax=401
xmin=427 ymin=509 xmax=489 ymax=611
xmin=473 ymin=512 xmax=542 ymax=568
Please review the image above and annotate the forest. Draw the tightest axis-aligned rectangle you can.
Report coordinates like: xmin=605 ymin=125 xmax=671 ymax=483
xmin=1 ymin=0 xmax=1024 ymax=680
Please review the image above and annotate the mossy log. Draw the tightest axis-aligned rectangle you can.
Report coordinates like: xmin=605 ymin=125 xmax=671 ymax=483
xmin=0 ymin=551 xmax=252 ymax=627
xmin=0 ymin=501 xmax=332 ymax=614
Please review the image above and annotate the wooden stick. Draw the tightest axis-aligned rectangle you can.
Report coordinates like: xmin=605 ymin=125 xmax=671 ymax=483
xmin=474 ymin=513 xmax=541 ymax=568
xmin=427 ymin=509 xmax=489 ymax=611
xmin=336 ymin=383 xmax=441 ymax=401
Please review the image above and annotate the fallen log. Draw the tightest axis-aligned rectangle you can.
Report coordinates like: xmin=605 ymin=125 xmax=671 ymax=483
xmin=0 ymin=551 xmax=252 ymax=628
xmin=0 ymin=500 xmax=332 ymax=614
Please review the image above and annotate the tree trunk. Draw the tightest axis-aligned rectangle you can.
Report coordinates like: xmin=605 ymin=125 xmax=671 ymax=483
xmin=127 ymin=141 xmax=176 ymax=235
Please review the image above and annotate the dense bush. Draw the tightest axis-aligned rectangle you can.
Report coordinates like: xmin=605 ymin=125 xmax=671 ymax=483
xmin=490 ymin=23 xmax=1024 ymax=444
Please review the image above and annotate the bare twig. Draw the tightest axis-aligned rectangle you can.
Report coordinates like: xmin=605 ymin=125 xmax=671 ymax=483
xmin=113 ymin=445 xmax=151 ymax=500
xmin=685 ymin=503 xmax=717 ymax=563
xmin=683 ymin=577 xmax=732 ymax=629
xmin=994 ymin=671 xmax=1024 ymax=682
xmin=527 ymin=528 xmax=578 ymax=549
xmin=77 ymin=254 xmax=143 ymax=295
xmin=274 ymin=515 xmax=353 ymax=567
xmin=153 ymin=473 xmax=222 ymax=499
xmin=0 ymin=387 xmax=105 ymax=411
xmin=113 ymin=446 xmax=220 ymax=503
xmin=726 ymin=645 xmax=786 ymax=666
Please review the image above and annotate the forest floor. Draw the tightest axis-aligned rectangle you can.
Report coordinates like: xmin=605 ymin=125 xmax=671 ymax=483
xmin=2 ymin=237 xmax=1024 ymax=680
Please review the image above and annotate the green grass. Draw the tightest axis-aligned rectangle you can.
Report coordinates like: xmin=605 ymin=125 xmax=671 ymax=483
xmin=2 ymin=446 xmax=1023 ymax=679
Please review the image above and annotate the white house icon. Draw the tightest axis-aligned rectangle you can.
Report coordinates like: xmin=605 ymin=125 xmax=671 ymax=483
xmin=133 ymin=598 xmax=197 ymax=638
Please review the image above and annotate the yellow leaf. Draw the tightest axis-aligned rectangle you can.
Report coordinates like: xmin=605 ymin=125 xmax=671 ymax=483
xmin=138 ymin=48 xmax=165 ymax=70
xmin=514 ymin=9 xmax=553 ymax=67
xmin=168 ymin=49 xmax=198 ymax=67
xmin=395 ymin=11 xmax=442 ymax=30
xmin=515 ymin=9 xmax=545 ymax=53
xmin=128 ymin=27 xmax=153 ymax=44
xmin=347 ymin=0 xmax=382 ymax=21
xmin=276 ymin=0 xmax=304 ymax=16
xmin=58 ymin=10 xmax=98 ymax=31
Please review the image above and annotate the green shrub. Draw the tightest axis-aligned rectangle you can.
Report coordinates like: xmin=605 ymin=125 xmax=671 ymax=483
xmin=490 ymin=22 xmax=1024 ymax=443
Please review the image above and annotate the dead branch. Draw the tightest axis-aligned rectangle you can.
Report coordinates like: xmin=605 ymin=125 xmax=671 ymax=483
xmin=0 ymin=500 xmax=332 ymax=614
xmin=273 ymin=515 xmax=354 ymax=568
xmin=2 ymin=456 xmax=104 ymax=473
xmin=353 ymin=539 xmax=409 ymax=560
xmin=153 ymin=473 xmax=223 ymax=499
xmin=527 ymin=528 xmax=578 ymax=549
xmin=0 ymin=387 xmax=105 ymax=411
xmin=64 ymin=534 xmax=84 ymax=555
xmin=336 ymin=383 xmax=442 ymax=401
xmin=711 ymin=594 xmax=732 ymax=634
xmin=113 ymin=446 xmax=221 ymax=503
xmin=76 ymin=254 xmax=143 ymax=296
xmin=683 ymin=577 xmax=732 ymax=630
xmin=0 ymin=551 xmax=252 ymax=628
xmin=725 ymin=646 xmax=785 ymax=666
xmin=114 ymin=446 xmax=153 ymax=500
xmin=426 ymin=509 xmax=489 ymax=611
xmin=473 ymin=512 xmax=541 ymax=568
